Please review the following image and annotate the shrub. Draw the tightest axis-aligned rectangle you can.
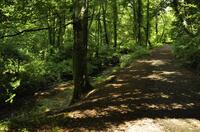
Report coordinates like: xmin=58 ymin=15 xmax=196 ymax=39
xmin=173 ymin=34 xmax=200 ymax=69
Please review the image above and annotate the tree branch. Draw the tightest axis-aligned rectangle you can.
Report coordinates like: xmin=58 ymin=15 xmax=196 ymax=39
xmin=0 ymin=27 xmax=49 ymax=39
xmin=0 ymin=21 xmax=73 ymax=39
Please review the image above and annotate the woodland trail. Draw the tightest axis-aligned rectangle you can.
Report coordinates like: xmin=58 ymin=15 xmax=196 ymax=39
xmin=11 ymin=45 xmax=200 ymax=131
xmin=48 ymin=45 xmax=200 ymax=132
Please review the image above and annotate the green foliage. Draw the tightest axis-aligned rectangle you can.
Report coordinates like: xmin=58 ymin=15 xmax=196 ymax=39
xmin=172 ymin=0 xmax=200 ymax=71
xmin=0 ymin=0 xmax=177 ymax=105
xmin=0 ymin=58 xmax=21 ymax=103
xmin=120 ymin=46 xmax=150 ymax=67
xmin=88 ymin=44 xmax=119 ymax=74
xmin=173 ymin=34 xmax=200 ymax=68
xmin=0 ymin=121 xmax=9 ymax=131
xmin=46 ymin=60 xmax=73 ymax=81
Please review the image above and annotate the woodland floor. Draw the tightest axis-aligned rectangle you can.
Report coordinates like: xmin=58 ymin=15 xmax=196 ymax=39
xmin=2 ymin=45 xmax=200 ymax=131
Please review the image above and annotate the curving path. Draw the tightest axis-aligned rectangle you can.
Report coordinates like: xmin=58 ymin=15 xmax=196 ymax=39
xmin=12 ymin=45 xmax=199 ymax=131
xmin=54 ymin=45 xmax=200 ymax=132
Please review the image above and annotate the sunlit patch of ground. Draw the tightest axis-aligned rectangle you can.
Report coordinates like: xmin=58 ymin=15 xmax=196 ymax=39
xmin=141 ymin=71 xmax=180 ymax=83
xmin=125 ymin=118 xmax=164 ymax=132
xmin=110 ymin=118 xmax=200 ymax=132
xmin=34 ymin=82 xmax=73 ymax=113
xmin=137 ymin=59 xmax=167 ymax=66
xmin=158 ymin=118 xmax=200 ymax=132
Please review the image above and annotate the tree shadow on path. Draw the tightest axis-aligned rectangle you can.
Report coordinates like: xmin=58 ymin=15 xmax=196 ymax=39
xmin=8 ymin=45 xmax=200 ymax=131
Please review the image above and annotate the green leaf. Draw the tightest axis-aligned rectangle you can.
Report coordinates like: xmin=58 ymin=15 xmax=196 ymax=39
xmin=10 ymin=79 xmax=21 ymax=89
xmin=5 ymin=94 xmax=16 ymax=103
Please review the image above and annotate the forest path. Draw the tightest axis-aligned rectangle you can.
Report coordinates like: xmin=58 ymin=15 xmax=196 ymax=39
xmin=48 ymin=45 xmax=200 ymax=132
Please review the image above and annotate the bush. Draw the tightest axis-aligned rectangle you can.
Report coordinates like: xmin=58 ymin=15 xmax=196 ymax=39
xmin=120 ymin=46 xmax=150 ymax=68
xmin=173 ymin=34 xmax=200 ymax=69
xmin=0 ymin=59 xmax=21 ymax=104
xmin=88 ymin=45 xmax=120 ymax=75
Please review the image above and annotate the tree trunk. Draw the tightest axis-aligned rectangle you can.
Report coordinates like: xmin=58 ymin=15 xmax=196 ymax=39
xmin=96 ymin=11 xmax=101 ymax=58
xmin=71 ymin=0 xmax=91 ymax=103
xmin=102 ymin=1 xmax=109 ymax=45
xmin=57 ymin=14 xmax=66 ymax=49
xmin=131 ymin=0 xmax=137 ymax=41
xmin=146 ymin=0 xmax=151 ymax=47
xmin=112 ymin=0 xmax=118 ymax=48
xmin=155 ymin=12 xmax=158 ymax=42
xmin=137 ymin=0 xmax=142 ymax=46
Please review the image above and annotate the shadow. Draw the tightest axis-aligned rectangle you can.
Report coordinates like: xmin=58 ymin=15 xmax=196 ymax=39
xmin=0 ymin=82 xmax=73 ymax=121
xmin=7 ymin=45 xmax=200 ymax=131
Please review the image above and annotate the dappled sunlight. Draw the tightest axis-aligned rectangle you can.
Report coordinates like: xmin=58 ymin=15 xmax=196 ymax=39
xmin=4 ymin=46 xmax=200 ymax=131
xmin=67 ymin=104 xmax=132 ymax=119
xmin=53 ymin=83 xmax=73 ymax=92
xmin=89 ymin=96 xmax=108 ymax=103
xmin=105 ymin=75 xmax=116 ymax=82
xmin=26 ymin=82 xmax=74 ymax=116
xmin=141 ymin=102 xmax=196 ymax=110
xmin=170 ymin=103 xmax=184 ymax=109
xmin=141 ymin=73 xmax=175 ymax=83
xmin=45 ymin=46 xmax=200 ymax=131
xmin=111 ymin=83 xmax=129 ymax=88
xmin=44 ymin=108 xmax=50 ymax=112
xmin=104 ymin=105 xmax=131 ymax=114
xmin=85 ymin=89 xmax=99 ymax=98
xmin=67 ymin=110 xmax=86 ymax=118
xmin=111 ymin=94 xmax=121 ymax=98
xmin=139 ymin=70 xmax=183 ymax=83
xmin=123 ymin=118 xmax=200 ymax=132
xmin=160 ymin=93 xmax=170 ymax=99
xmin=137 ymin=59 xmax=167 ymax=66
xmin=158 ymin=118 xmax=200 ymax=132
xmin=142 ymin=74 xmax=163 ymax=80
xmin=54 ymin=87 xmax=68 ymax=91
xmin=34 ymin=92 xmax=51 ymax=96
xmin=147 ymin=104 xmax=164 ymax=109
xmin=67 ymin=109 xmax=99 ymax=118
xmin=34 ymin=82 xmax=73 ymax=98
xmin=159 ymin=71 xmax=182 ymax=76
xmin=126 ymin=118 xmax=164 ymax=132
xmin=116 ymin=78 xmax=125 ymax=82
xmin=112 ymin=83 xmax=123 ymax=88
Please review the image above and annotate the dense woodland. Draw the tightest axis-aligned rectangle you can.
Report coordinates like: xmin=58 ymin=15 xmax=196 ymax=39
xmin=0 ymin=0 xmax=199 ymax=106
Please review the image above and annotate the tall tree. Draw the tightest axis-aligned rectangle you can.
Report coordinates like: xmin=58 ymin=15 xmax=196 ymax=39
xmin=71 ymin=0 xmax=91 ymax=103
xmin=112 ymin=0 xmax=118 ymax=48
xmin=102 ymin=1 xmax=109 ymax=45
xmin=137 ymin=0 xmax=143 ymax=45
xmin=155 ymin=12 xmax=158 ymax=42
xmin=131 ymin=0 xmax=137 ymax=41
xmin=146 ymin=0 xmax=150 ymax=47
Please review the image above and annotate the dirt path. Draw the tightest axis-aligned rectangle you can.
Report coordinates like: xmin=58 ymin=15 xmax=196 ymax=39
xmin=7 ymin=45 xmax=199 ymax=131
xmin=49 ymin=45 xmax=200 ymax=132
